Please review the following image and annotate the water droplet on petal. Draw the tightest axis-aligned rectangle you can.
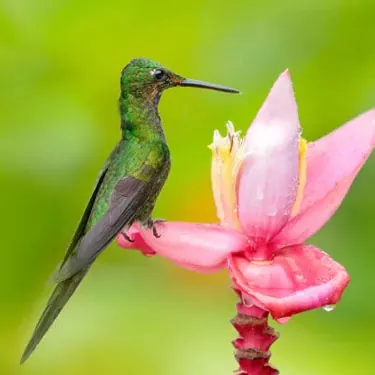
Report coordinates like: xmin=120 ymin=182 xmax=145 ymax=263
xmin=323 ymin=304 xmax=336 ymax=312
xmin=268 ymin=208 xmax=277 ymax=217
xmin=256 ymin=188 xmax=264 ymax=200
xmin=276 ymin=316 xmax=291 ymax=324
xmin=295 ymin=273 xmax=304 ymax=282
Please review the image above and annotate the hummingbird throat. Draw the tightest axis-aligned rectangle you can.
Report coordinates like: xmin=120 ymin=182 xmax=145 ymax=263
xmin=119 ymin=92 xmax=165 ymax=142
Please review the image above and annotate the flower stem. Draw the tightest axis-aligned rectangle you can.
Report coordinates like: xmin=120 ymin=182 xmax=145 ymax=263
xmin=231 ymin=290 xmax=279 ymax=375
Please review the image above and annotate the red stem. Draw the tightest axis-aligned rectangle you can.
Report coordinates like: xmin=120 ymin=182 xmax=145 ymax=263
xmin=231 ymin=290 xmax=279 ymax=375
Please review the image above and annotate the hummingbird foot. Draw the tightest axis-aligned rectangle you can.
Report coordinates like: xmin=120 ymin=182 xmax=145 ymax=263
xmin=121 ymin=231 xmax=134 ymax=243
xmin=153 ymin=226 xmax=161 ymax=238
xmin=145 ymin=218 xmax=165 ymax=239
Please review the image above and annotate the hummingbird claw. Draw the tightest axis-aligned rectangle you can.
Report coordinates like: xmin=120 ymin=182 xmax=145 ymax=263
xmin=152 ymin=225 xmax=161 ymax=238
xmin=145 ymin=218 xmax=165 ymax=239
xmin=121 ymin=231 xmax=134 ymax=243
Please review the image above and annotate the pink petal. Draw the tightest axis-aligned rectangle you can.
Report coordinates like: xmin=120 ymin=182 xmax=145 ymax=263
xmin=228 ymin=244 xmax=350 ymax=319
xmin=117 ymin=221 xmax=249 ymax=273
xmin=117 ymin=225 xmax=156 ymax=257
xmin=273 ymin=110 xmax=375 ymax=245
xmin=237 ymin=70 xmax=300 ymax=243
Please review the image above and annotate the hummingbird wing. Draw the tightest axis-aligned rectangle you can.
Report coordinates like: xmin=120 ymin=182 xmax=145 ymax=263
xmin=58 ymin=142 xmax=123 ymax=268
xmin=21 ymin=144 xmax=170 ymax=363
xmin=21 ymin=144 xmax=169 ymax=364
xmin=54 ymin=176 xmax=150 ymax=281
xmin=21 ymin=175 xmax=158 ymax=364
xmin=54 ymin=158 xmax=166 ymax=282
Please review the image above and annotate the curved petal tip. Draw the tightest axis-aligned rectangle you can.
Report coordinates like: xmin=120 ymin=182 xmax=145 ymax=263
xmin=237 ymin=69 xmax=301 ymax=241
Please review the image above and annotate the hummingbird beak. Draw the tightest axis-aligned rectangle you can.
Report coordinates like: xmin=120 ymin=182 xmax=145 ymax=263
xmin=179 ymin=78 xmax=240 ymax=94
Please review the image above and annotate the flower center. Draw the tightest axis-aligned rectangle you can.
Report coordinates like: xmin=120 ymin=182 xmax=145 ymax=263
xmin=244 ymin=242 xmax=275 ymax=262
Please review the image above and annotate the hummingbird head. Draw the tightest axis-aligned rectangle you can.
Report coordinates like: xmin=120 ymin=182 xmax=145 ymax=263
xmin=120 ymin=58 xmax=240 ymax=103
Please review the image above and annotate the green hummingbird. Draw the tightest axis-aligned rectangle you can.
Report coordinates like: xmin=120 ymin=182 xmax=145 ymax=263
xmin=20 ymin=58 xmax=239 ymax=364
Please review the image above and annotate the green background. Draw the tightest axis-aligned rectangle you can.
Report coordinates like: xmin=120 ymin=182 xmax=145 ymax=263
xmin=1 ymin=1 xmax=375 ymax=374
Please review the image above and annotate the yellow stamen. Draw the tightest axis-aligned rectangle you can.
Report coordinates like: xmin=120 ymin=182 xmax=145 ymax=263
xmin=291 ymin=138 xmax=307 ymax=217
xmin=209 ymin=122 xmax=242 ymax=229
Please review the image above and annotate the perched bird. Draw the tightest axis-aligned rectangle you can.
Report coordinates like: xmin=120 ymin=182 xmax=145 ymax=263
xmin=21 ymin=58 xmax=239 ymax=363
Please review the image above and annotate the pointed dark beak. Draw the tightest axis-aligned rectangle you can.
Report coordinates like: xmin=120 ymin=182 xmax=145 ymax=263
xmin=179 ymin=78 xmax=240 ymax=94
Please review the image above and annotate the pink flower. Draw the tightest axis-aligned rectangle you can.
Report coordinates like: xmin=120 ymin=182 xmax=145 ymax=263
xmin=118 ymin=70 xmax=375 ymax=321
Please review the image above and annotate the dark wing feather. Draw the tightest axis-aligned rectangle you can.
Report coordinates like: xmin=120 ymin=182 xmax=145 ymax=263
xmin=61 ymin=162 xmax=110 ymax=267
xmin=54 ymin=175 xmax=151 ymax=281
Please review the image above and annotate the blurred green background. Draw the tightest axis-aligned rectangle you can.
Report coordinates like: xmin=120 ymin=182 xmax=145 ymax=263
xmin=1 ymin=0 xmax=375 ymax=374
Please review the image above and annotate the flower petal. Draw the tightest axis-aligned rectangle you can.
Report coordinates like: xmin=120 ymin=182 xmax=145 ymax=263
xmin=228 ymin=244 xmax=350 ymax=319
xmin=117 ymin=225 xmax=156 ymax=256
xmin=117 ymin=222 xmax=249 ymax=273
xmin=273 ymin=110 xmax=375 ymax=245
xmin=237 ymin=70 xmax=301 ymax=242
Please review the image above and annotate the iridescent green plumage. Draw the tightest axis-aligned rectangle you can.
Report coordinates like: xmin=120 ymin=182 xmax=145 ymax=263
xmin=21 ymin=58 xmax=239 ymax=364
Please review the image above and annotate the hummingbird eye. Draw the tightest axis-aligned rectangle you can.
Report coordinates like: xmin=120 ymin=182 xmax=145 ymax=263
xmin=151 ymin=69 xmax=166 ymax=81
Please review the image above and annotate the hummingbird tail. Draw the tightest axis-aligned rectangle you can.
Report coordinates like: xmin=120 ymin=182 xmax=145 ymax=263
xmin=20 ymin=269 xmax=87 ymax=364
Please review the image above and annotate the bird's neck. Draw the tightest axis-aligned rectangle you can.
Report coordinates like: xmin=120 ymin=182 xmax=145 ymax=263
xmin=119 ymin=92 xmax=166 ymax=142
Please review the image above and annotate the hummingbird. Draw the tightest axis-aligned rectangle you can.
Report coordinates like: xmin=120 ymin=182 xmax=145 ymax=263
xmin=20 ymin=58 xmax=239 ymax=364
